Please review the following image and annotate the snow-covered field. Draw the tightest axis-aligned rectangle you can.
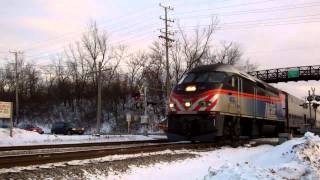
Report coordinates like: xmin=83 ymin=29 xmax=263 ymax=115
xmin=104 ymin=132 xmax=320 ymax=180
xmin=0 ymin=128 xmax=165 ymax=146
xmin=1 ymin=128 xmax=319 ymax=179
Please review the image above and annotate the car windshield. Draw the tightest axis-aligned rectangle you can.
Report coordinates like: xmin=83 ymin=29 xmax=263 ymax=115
xmin=53 ymin=122 xmax=64 ymax=128
xmin=178 ymin=71 xmax=226 ymax=84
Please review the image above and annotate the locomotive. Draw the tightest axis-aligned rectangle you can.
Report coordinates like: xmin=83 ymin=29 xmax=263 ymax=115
xmin=166 ymin=64 xmax=320 ymax=141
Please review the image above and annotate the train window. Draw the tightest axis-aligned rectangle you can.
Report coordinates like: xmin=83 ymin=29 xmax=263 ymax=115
xmin=178 ymin=72 xmax=226 ymax=84
xmin=195 ymin=72 xmax=209 ymax=83
xmin=208 ymin=72 xmax=226 ymax=83
xmin=178 ymin=73 xmax=195 ymax=84
xmin=257 ymin=87 xmax=266 ymax=96
xmin=226 ymin=76 xmax=236 ymax=87
xmin=242 ymin=78 xmax=254 ymax=93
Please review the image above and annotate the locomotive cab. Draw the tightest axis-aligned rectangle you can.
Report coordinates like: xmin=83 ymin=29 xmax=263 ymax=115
xmin=167 ymin=68 xmax=234 ymax=141
xmin=166 ymin=64 xmax=286 ymax=142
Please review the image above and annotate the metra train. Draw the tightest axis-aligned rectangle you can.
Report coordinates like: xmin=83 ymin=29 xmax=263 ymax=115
xmin=166 ymin=64 xmax=320 ymax=141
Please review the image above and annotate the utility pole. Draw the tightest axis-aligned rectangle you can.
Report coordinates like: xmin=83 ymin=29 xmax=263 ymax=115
xmin=159 ymin=3 xmax=174 ymax=105
xmin=91 ymin=62 xmax=111 ymax=136
xmin=308 ymin=90 xmax=312 ymax=127
xmin=144 ymin=86 xmax=147 ymax=118
xmin=10 ymin=50 xmax=22 ymax=126
xmin=143 ymin=85 xmax=148 ymax=136
xmin=96 ymin=62 xmax=102 ymax=135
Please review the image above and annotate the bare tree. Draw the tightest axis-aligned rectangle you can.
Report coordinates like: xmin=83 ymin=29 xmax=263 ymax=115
xmin=126 ymin=51 xmax=148 ymax=90
xmin=81 ymin=21 xmax=113 ymax=85
xmin=214 ymin=42 xmax=242 ymax=65
xmin=170 ymin=40 xmax=184 ymax=84
xmin=177 ymin=18 xmax=218 ymax=76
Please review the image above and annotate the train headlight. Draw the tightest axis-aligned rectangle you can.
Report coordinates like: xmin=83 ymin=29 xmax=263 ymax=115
xmin=185 ymin=85 xmax=196 ymax=92
xmin=185 ymin=101 xmax=191 ymax=107
xmin=169 ymin=103 xmax=174 ymax=108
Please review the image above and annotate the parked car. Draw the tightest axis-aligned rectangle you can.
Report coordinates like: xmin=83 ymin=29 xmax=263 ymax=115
xmin=51 ymin=122 xmax=84 ymax=135
xmin=0 ymin=124 xmax=9 ymax=128
xmin=18 ymin=123 xmax=44 ymax=134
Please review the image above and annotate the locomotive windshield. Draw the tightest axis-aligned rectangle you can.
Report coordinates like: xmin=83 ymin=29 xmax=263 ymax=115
xmin=178 ymin=71 xmax=226 ymax=84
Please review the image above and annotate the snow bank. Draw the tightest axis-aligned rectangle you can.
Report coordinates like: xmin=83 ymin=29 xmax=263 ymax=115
xmin=206 ymin=132 xmax=320 ymax=179
xmin=105 ymin=133 xmax=320 ymax=180
xmin=0 ymin=128 xmax=165 ymax=146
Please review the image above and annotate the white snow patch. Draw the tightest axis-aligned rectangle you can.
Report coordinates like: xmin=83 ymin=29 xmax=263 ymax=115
xmin=2 ymin=130 xmax=319 ymax=179
xmin=206 ymin=132 xmax=320 ymax=180
xmin=105 ymin=132 xmax=320 ymax=180
xmin=0 ymin=128 xmax=165 ymax=146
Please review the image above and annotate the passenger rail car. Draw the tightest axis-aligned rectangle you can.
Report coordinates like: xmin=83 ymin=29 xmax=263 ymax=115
xmin=166 ymin=64 xmax=319 ymax=141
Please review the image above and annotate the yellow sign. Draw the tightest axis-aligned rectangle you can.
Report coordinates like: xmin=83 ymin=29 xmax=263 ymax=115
xmin=0 ymin=101 xmax=12 ymax=118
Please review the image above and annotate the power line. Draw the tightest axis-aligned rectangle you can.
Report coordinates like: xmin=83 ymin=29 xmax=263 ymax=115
xmin=175 ymin=15 xmax=320 ymax=31
xmin=24 ymin=20 xmax=160 ymax=54
xmin=26 ymin=10 xmax=320 ymax=60
xmin=176 ymin=1 xmax=320 ymax=19
xmin=24 ymin=21 xmax=160 ymax=59
xmin=21 ymin=7 xmax=158 ymax=51
xmin=25 ymin=17 xmax=320 ymax=63
xmin=175 ymin=0 xmax=277 ymax=15
xmin=25 ymin=29 xmax=157 ymax=61
xmin=20 ymin=0 xmax=277 ymax=52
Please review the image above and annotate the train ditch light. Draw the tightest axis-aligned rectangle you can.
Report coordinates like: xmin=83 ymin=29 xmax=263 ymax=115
xmin=185 ymin=101 xmax=191 ymax=107
xmin=185 ymin=85 xmax=196 ymax=92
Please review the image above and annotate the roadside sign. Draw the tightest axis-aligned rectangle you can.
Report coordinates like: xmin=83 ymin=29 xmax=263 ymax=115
xmin=141 ymin=115 xmax=149 ymax=124
xmin=126 ymin=113 xmax=132 ymax=122
xmin=0 ymin=101 xmax=13 ymax=137
xmin=288 ymin=68 xmax=300 ymax=78
xmin=0 ymin=101 xmax=12 ymax=118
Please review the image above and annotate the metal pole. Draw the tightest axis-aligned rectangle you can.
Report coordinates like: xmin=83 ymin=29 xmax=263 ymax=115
xmin=144 ymin=86 xmax=147 ymax=117
xmin=10 ymin=102 xmax=13 ymax=137
xmin=143 ymin=86 xmax=148 ymax=136
xmin=308 ymin=90 xmax=312 ymax=128
xmin=10 ymin=51 xmax=19 ymax=126
xmin=315 ymin=107 xmax=317 ymax=125
xmin=96 ymin=62 xmax=102 ymax=135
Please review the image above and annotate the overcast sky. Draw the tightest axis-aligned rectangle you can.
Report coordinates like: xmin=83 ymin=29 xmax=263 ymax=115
xmin=0 ymin=0 xmax=319 ymax=98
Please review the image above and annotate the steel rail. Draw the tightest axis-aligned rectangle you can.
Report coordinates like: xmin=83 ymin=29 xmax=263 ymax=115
xmin=0 ymin=139 xmax=168 ymax=152
xmin=0 ymin=141 xmax=218 ymax=169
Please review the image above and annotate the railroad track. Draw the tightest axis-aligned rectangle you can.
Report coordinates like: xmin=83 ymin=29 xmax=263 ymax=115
xmin=0 ymin=141 xmax=217 ymax=169
xmin=0 ymin=138 xmax=279 ymax=169
xmin=0 ymin=139 xmax=168 ymax=151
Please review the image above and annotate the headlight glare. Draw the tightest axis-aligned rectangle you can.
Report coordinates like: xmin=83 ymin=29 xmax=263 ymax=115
xmin=185 ymin=102 xmax=191 ymax=107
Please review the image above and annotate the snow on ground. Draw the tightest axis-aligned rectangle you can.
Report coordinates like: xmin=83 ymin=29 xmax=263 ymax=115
xmin=0 ymin=128 xmax=165 ymax=146
xmin=1 ymin=130 xmax=319 ymax=179
xmin=103 ymin=132 xmax=320 ymax=180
